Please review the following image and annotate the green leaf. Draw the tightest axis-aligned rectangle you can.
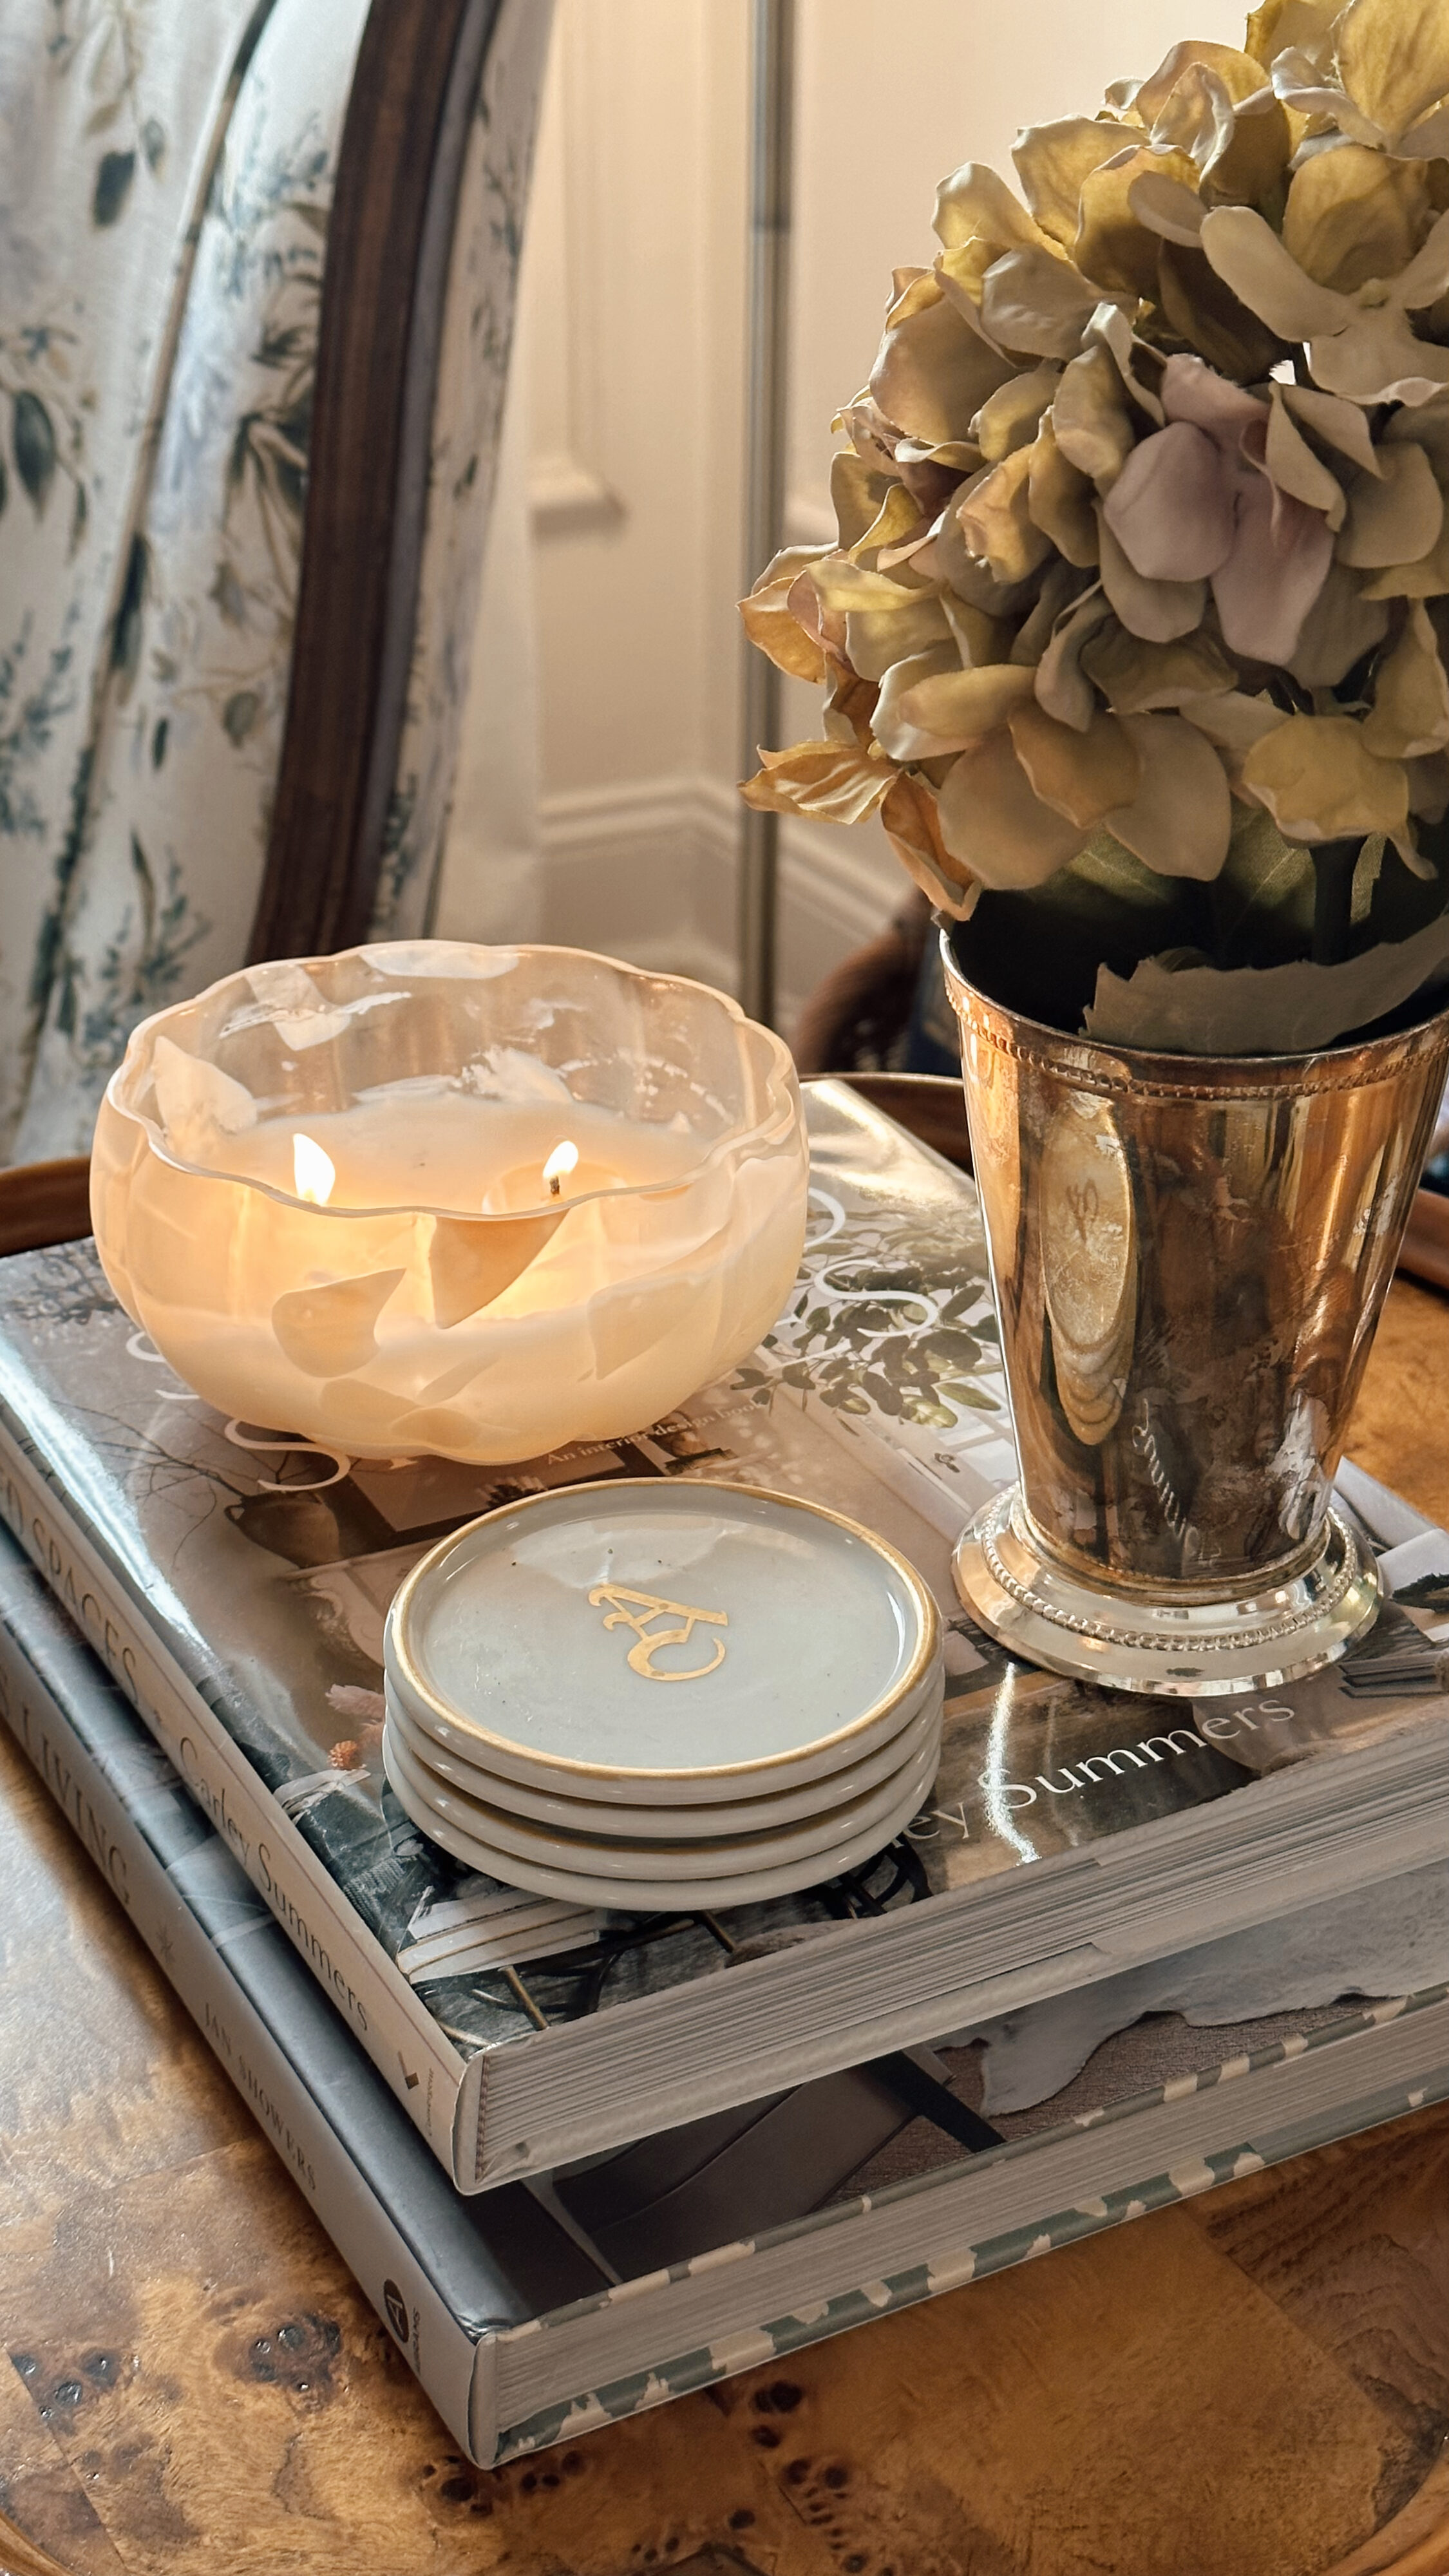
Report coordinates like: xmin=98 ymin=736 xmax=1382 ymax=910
xmin=1208 ymin=802 xmax=1315 ymax=969
xmin=93 ymin=150 xmax=137 ymax=225
xmin=13 ymin=393 xmax=56 ymax=514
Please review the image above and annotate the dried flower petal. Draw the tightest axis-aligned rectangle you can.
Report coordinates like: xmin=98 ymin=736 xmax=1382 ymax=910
xmin=1336 ymin=0 xmax=1449 ymax=144
xmin=1027 ymin=417 xmax=1099 ymax=566
xmin=1264 ymin=389 xmax=1346 ymax=529
xmin=1075 ymin=144 xmax=1203 ymax=299
xmin=1080 ymin=620 xmax=1236 ymax=710
xmin=1240 ymin=712 xmax=1410 ymax=840
xmin=1155 ymin=238 xmax=1288 ymax=380
xmin=1212 ymin=468 xmax=1334 ymax=661
xmin=1280 ymin=384 xmax=1381 ymax=476
xmin=871 ymin=287 xmax=1014 ymax=444
xmin=1103 ymin=420 xmax=1236 ymax=579
xmin=741 ymin=740 xmax=894 ymax=827
xmin=831 ymin=453 xmax=893 ymax=548
xmin=979 ymin=246 xmax=1100 ymax=361
xmin=1200 ymin=202 xmax=1348 ymax=336
xmin=971 ymin=363 xmax=1061 ymax=460
xmin=956 ymin=443 xmax=1056 ymax=583
xmin=1282 ymin=145 xmax=1429 ymax=295
xmin=881 ymin=772 xmax=981 ymax=916
xmin=1008 ymin=698 xmax=1143 ymax=823
xmin=935 ymin=730 xmax=1088 ymax=886
xmin=876 ymin=659 xmax=1036 ymax=759
xmin=1135 ymin=39 xmax=1269 ymax=124
xmin=1101 ymin=712 xmax=1233 ymax=877
xmin=1012 ymin=117 xmax=1139 ymax=248
xmin=1051 ymin=344 xmax=1138 ymax=486
xmin=1177 ymin=687 xmax=1286 ymax=750
xmin=934 ymin=162 xmax=1045 ymax=255
xmin=1361 ymin=603 xmax=1449 ymax=758
xmin=1097 ymin=506 xmax=1209 ymax=640
xmin=739 ymin=547 xmax=831 ymax=682
xmin=1034 ymin=585 xmax=1112 ymax=728
xmin=1338 ymin=442 xmax=1444 ymax=567
xmin=1129 ymin=171 xmax=1208 ymax=245
xmin=1287 ymin=558 xmax=1391 ymax=682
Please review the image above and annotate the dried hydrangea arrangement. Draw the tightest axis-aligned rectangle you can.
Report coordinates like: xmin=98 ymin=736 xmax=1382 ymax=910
xmin=741 ymin=0 xmax=1449 ymax=1051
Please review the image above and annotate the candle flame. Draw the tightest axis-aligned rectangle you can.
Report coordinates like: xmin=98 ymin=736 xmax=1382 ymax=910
xmin=292 ymin=1132 xmax=336 ymax=1206
xmin=543 ymin=1139 xmax=579 ymax=1199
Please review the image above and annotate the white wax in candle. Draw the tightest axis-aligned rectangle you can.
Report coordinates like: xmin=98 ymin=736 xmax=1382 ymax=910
xmin=209 ymin=1086 xmax=699 ymax=1213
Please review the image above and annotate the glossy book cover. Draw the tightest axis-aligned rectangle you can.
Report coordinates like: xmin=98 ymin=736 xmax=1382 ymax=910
xmin=0 ymin=1083 xmax=1444 ymax=2079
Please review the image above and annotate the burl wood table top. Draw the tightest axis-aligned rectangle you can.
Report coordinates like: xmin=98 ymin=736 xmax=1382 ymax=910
xmin=1 ymin=1279 xmax=1448 ymax=2576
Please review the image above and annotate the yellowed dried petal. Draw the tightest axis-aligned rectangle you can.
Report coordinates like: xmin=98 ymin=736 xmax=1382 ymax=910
xmin=831 ymin=451 xmax=892 ymax=549
xmin=1136 ymin=41 xmax=1269 ymax=122
xmin=1361 ymin=603 xmax=1449 ymax=757
xmin=1075 ymin=144 xmax=1202 ymax=299
xmin=809 ymin=558 xmax=920 ymax=613
xmin=972 ymin=364 xmax=1061 ymax=462
xmin=1129 ymin=171 xmax=1206 ymax=245
xmin=845 ymin=594 xmax=954 ymax=681
xmin=1199 ymin=203 xmax=1346 ymax=338
xmin=1097 ymin=507 xmax=1208 ymax=641
xmin=1244 ymin=0 xmax=1336 ymax=67
xmin=1282 ymin=146 xmax=1431 ymax=294
xmin=978 ymin=245 xmax=1099 ymax=361
xmin=1035 ymin=587 xmax=1113 ymax=728
xmin=1051 ymin=344 xmax=1137 ymax=488
xmin=1079 ymin=620 xmax=1236 ymax=710
xmin=871 ymin=645 xmax=966 ymax=760
xmin=880 ymin=772 xmax=980 ymax=917
xmin=1338 ymin=442 xmax=1444 ymax=568
xmin=1008 ymin=699 xmax=1142 ymax=824
xmin=1359 ymin=518 xmax=1449 ymax=599
xmin=1240 ymin=712 xmax=1410 ymax=839
xmin=885 ymin=660 xmax=1037 ymax=755
xmin=1336 ymin=0 xmax=1449 ymax=144
xmin=1102 ymin=713 xmax=1233 ymax=877
xmin=956 ymin=445 xmax=1055 ymax=584
xmin=934 ymin=731 xmax=1088 ymax=887
xmin=1177 ymin=688 xmax=1286 ymax=750
xmin=740 ymin=739 xmax=893 ymax=827
xmin=1203 ymin=91 xmax=1294 ymax=211
xmin=849 ymin=482 xmax=924 ymax=563
xmin=1287 ymin=558 xmax=1391 ymax=681
xmin=1027 ymin=419 xmax=1099 ymax=567
xmin=1155 ymin=238 xmax=1289 ymax=380
xmin=871 ymin=287 xmax=1014 ymax=445
xmin=1012 ymin=117 xmax=1139 ymax=248
xmin=739 ymin=545 xmax=831 ymax=683
xmin=933 ymin=162 xmax=1044 ymax=252
xmin=1281 ymin=384 xmax=1381 ymax=477
xmin=1265 ymin=388 xmax=1345 ymax=529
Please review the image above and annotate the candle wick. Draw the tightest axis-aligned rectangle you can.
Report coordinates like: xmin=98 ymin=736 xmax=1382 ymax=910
xmin=548 ymin=1172 xmax=562 ymax=1199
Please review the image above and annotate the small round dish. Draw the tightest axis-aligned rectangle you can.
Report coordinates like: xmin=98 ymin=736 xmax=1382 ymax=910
xmin=383 ymin=1676 xmax=942 ymax=1837
xmin=382 ymin=1728 xmax=935 ymax=1911
xmin=384 ymin=1479 xmax=941 ymax=1805
xmin=383 ymin=1707 xmax=939 ymax=1879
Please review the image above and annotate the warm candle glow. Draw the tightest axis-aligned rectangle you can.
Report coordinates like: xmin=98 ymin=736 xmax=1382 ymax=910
xmin=542 ymin=1139 xmax=580 ymax=1200
xmin=292 ymin=1132 xmax=336 ymax=1206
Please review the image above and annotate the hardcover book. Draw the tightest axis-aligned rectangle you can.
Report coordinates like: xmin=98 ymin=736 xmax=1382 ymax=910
xmin=1 ymin=1082 xmax=1446 ymax=2187
xmin=6 ymin=1522 xmax=1447 ymax=2467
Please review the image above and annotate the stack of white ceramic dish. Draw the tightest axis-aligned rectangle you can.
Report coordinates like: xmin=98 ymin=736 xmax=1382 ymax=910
xmin=382 ymin=1479 xmax=943 ymax=1911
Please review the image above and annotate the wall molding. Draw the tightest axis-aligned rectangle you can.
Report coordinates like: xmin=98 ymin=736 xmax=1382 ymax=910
xmin=536 ymin=773 xmax=897 ymax=1030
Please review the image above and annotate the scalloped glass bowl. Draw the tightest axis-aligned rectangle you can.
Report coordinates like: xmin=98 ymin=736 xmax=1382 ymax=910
xmin=91 ymin=942 xmax=808 ymax=1461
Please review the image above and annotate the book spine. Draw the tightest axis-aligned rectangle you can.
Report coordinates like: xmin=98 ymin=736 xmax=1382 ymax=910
xmin=0 ymin=1414 xmax=472 ymax=2179
xmin=0 ymin=1590 xmax=491 ymax=2464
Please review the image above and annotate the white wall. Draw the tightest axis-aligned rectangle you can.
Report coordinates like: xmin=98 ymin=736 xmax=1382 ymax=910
xmin=442 ymin=0 xmax=1247 ymax=1032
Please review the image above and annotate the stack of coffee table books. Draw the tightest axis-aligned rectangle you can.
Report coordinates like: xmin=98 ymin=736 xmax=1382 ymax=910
xmin=2 ymin=1082 xmax=1446 ymax=2463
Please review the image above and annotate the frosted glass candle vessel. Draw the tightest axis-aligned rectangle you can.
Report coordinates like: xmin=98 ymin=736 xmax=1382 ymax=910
xmin=91 ymin=943 xmax=808 ymax=1461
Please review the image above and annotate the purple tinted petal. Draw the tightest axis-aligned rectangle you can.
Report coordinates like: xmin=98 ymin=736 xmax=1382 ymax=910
xmin=1101 ymin=421 xmax=1236 ymax=581
xmin=1211 ymin=473 xmax=1334 ymax=663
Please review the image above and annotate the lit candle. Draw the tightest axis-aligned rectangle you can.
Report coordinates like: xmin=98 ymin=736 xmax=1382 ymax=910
xmin=91 ymin=942 xmax=808 ymax=1463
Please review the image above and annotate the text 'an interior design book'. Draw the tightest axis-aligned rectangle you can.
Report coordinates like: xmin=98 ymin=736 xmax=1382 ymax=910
xmin=0 ymin=1083 xmax=1446 ymax=2187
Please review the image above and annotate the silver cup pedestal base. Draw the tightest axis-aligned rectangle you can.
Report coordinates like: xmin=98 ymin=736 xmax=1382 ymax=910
xmin=953 ymin=1488 xmax=1381 ymax=1700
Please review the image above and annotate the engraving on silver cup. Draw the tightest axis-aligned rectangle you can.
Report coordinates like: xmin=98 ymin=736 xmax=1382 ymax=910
xmin=942 ymin=935 xmax=1449 ymax=1695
